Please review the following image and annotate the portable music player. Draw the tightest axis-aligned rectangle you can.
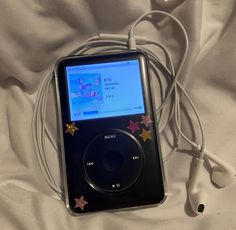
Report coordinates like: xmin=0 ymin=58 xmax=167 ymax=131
xmin=55 ymin=51 xmax=167 ymax=214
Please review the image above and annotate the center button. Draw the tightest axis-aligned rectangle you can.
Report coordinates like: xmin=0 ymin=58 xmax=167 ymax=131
xmin=102 ymin=150 xmax=124 ymax=172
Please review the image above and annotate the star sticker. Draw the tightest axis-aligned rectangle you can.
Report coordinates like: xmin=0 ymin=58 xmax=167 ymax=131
xmin=139 ymin=128 xmax=152 ymax=142
xmin=127 ymin=120 xmax=140 ymax=134
xmin=65 ymin=122 xmax=78 ymax=135
xmin=140 ymin=115 xmax=153 ymax=128
xmin=74 ymin=196 xmax=88 ymax=210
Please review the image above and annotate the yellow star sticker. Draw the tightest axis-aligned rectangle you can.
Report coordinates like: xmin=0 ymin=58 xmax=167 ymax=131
xmin=65 ymin=122 xmax=78 ymax=135
xmin=139 ymin=128 xmax=152 ymax=142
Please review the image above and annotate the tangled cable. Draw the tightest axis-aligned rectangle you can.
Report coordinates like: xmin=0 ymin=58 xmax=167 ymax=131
xmin=32 ymin=10 xmax=205 ymax=199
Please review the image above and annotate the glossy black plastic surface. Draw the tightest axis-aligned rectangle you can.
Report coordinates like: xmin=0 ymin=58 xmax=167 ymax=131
xmin=56 ymin=51 xmax=166 ymax=214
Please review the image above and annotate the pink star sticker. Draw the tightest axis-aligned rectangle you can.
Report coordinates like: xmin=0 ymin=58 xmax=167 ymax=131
xmin=74 ymin=196 xmax=88 ymax=210
xmin=140 ymin=115 xmax=153 ymax=128
xmin=127 ymin=120 xmax=140 ymax=134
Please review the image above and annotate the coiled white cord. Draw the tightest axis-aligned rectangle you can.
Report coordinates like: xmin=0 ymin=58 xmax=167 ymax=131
xmin=32 ymin=10 xmax=205 ymax=198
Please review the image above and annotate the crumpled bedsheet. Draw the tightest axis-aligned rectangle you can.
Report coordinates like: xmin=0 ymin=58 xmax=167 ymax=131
xmin=0 ymin=0 xmax=236 ymax=229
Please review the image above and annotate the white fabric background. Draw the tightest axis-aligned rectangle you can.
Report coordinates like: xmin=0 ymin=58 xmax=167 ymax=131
xmin=0 ymin=0 xmax=236 ymax=229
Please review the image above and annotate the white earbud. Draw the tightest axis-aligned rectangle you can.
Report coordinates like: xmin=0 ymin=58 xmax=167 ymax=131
xmin=188 ymin=148 xmax=236 ymax=215
xmin=203 ymin=149 xmax=236 ymax=187
xmin=154 ymin=0 xmax=186 ymax=9
xmin=188 ymin=158 xmax=208 ymax=214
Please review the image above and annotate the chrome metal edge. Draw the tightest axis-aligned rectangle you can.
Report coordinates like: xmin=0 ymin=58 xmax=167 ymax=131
xmin=68 ymin=199 xmax=166 ymax=216
xmin=54 ymin=53 xmax=167 ymax=215
xmin=145 ymin=57 xmax=168 ymax=205
xmin=54 ymin=59 xmax=74 ymax=215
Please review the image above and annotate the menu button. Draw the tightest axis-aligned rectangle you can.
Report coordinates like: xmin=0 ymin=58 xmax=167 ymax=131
xmin=104 ymin=134 xmax=116 ymax=139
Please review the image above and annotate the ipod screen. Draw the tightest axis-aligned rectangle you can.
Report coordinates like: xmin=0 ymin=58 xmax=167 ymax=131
xmin=66 ymin=59 xmax=145 ymax=121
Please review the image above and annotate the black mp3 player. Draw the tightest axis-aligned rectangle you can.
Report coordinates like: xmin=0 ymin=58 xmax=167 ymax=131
xmin=55 ymin=51 xmax=167 ymax=214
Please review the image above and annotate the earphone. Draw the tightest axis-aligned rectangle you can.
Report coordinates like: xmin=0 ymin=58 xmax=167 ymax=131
xmin=188 ymin=158 xmax=207 ymax=214
xmin=154 ymin=0 xmax=186 ymax=10
xmin=32 ymin=10 xmax=236 ymax=215
xmin=187 ymin=147 xmax=236 ymax=214
xmin=203 ymin=148 xmax=236 ymax=188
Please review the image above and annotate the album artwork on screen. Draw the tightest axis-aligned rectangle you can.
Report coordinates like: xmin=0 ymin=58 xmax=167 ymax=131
xmin=66 ymin=59 xmax=145 ymax=121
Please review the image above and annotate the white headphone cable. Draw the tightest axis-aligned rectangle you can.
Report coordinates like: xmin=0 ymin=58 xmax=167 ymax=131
xmin=32 ymin=10 xmax=207 ymax=198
